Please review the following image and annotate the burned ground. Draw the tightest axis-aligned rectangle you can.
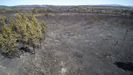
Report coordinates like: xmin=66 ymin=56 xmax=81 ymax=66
xmin=0 ymin=13 xmax=133 ymax=75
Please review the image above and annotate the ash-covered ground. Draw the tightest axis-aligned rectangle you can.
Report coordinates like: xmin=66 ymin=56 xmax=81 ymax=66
xmin=0 ymin=13 xmax=133 ymax=75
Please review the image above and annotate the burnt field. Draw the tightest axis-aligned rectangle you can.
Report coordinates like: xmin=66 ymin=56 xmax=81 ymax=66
xmin=0 ymin=12 xmax=133 ymax=75
xmin=37 ymin=14 xmax=133 ymax=75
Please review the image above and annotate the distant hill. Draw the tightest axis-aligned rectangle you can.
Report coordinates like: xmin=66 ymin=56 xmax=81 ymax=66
xmin=0 ymin=5 xmax=9 ymax=9
xmin=0 ymin=5 xmax=132 ymax=16
xmin=0 ymin=5 xmax=132 ymax=9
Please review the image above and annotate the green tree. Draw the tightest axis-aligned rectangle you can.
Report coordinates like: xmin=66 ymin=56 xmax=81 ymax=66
xmin=0 ymin=22 xmax=17 ymax=55
xmin=0 ymin=13 xmax=46 ymax=56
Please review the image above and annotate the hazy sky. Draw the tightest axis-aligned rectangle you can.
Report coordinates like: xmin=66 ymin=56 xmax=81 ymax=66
xmin=0 ymin=0 xmax=133 ymax=6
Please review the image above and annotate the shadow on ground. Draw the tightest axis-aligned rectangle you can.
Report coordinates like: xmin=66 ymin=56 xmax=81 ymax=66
xmin=114 ymin=62 xmax=133 ymax=72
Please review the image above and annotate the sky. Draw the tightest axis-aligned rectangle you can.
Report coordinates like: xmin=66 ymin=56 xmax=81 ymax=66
xmin=0 ymin=0 xmax=133 ymax=6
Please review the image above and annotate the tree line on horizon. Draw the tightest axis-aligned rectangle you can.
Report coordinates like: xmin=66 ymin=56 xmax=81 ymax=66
xmin=0 ymin=6 xmax=133 ymax=16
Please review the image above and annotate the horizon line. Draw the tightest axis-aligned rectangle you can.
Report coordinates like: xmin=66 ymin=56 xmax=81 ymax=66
xmin=0 ymin=4 xmax=133 ymax=7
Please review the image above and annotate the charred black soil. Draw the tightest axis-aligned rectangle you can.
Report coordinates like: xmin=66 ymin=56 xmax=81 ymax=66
xmin=0 ymin=13 xmax=133 ymax=75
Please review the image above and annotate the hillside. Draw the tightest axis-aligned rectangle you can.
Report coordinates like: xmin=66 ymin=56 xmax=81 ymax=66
xmin=0 ymin=5 xmax=133 ymax=75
